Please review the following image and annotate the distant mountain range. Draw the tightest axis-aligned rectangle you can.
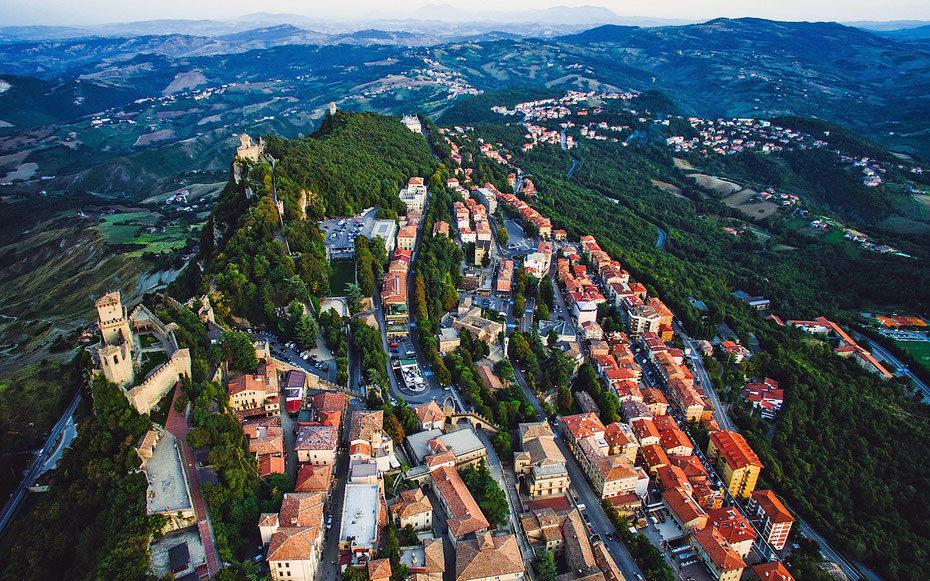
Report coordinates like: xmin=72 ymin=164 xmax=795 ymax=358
xmin=2 ymin=15 xmax=930 ymax=203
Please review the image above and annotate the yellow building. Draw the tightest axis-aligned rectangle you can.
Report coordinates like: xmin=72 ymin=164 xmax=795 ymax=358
xmin=707 ymin=431 xmax=762 ymax=499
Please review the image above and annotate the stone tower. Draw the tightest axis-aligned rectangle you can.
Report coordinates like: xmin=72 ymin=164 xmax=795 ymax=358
xmin=96 ymin=291 xmax=132 ymax=346
xmin=99 ymin=341 xmax=135 ymax=387
xmin=329 ymin=101 xmax=337 ymax=116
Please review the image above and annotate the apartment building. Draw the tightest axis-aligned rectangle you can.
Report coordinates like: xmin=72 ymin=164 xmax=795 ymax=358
xmin=707 ymin=431 xmax=762 ymax=499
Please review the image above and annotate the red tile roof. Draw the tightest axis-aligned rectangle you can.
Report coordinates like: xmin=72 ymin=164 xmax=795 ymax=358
xmin=710 ymin=430 xmax=762 ymax=470
xmin=752 ymin=562 xmax=794 ymax=581
xmin=750 ymin=490 xmax=794 ymax=524
xmin=693 ymin=526 xmax=746 ymax=573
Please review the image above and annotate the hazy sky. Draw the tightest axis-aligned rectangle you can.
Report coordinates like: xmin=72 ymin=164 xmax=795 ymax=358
xmin=3 ymin=0 xmax=930 ymax=26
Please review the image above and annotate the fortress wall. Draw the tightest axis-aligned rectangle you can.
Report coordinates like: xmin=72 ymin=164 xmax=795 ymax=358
xmin=128 ymin=349 xmax=192 ymax=415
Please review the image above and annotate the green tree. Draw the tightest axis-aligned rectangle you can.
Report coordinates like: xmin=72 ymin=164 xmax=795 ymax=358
xmin=497 ymin=226 xmax=509 ymax=245
xmin=294 ymin=312 xmax=319 ymax=351
xmin=539 ymin=275 xmax=554 ymax=310
xmin=187 ymin=426 xmax=212 ymax=448
xmin=533 ymin=550 xmax=557 ymax=581
xmin=493 ymin=359 xmax=514 ymax=383
xmin=220 ymin=331 xmax=258 ymax=370
xmin=346 ymin=283 xmax=364 ymax=314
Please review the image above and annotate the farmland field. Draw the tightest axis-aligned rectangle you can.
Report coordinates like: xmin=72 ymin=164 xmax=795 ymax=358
xmin=721 ymin=188 xmax=781 ymax=219
xmin=687 ymin=173 xmax=742 ymax=195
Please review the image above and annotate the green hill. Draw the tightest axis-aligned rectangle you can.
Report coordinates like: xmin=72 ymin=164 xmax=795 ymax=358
xmin=175 ymin=110 xmax=436 ymax=324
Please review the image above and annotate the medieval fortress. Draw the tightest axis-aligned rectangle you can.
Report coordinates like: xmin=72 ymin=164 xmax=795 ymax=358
xmin=93 ymin=291 xmax=191 ymax=415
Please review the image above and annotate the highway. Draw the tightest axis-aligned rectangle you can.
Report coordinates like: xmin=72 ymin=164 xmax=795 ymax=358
xmin=856 ymin=332 xmax=930 ymax=401
xmin=0 ymin=389 xmax=81 ymax=538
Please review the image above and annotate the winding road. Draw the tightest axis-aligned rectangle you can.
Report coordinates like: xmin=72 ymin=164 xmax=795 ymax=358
xmin=0 ymin=389 xmax=81 ymax=538
xmin=655 ymin=225 xmax=667 ymax=251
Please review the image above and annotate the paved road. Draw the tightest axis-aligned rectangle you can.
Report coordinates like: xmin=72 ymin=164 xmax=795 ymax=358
xmin=672 ymin=321 xmax=734 ymax=431
xmin=673 ymin=322 xmax=863 ymax=579
xmin=856 ymin=332 xmax=930 ymax=401
xmin=509 ymin=363 xmax=645 ymax=580
xmin=656 ymin=226 xmax=667 ymax=251
xmin=474 ymin=429 xmax=533 ymax=563
xmin=318 ymin=399 xmax=358 ymax=581
xmin=0 ymin=389 xmax=81 ymax=538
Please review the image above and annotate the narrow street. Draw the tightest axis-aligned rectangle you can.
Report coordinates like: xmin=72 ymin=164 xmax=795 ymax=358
xmin=165 ymin=386 xmax=220 ymax=578
xmin=474 ymin=429 xmax=533 ymax=563
xmin=509 ymin=361 xmax=645 ymax=580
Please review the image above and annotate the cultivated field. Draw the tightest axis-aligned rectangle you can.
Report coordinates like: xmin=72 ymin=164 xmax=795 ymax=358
xmin=651 ymin=179 xmax=688 ymax=199
xmin=687 ymin=173 xmax=742 ymax=195
xmin=722 ymin=188 xmax=780 ymax=219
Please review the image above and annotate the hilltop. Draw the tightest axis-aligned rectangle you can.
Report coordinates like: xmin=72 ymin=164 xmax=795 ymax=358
xmin=174 ymin=110 xmax=436 ymax=324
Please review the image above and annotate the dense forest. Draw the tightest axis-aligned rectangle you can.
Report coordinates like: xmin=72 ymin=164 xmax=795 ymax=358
xmin=172 ymin=111 xmax=438 ymax=329
xmin=1 ymin=372 xmax=155 ymax=581
xmin=464 ymin=116 xmax=930 ymax=578
xmin=267 ymin=111 xmax=437 ymax=220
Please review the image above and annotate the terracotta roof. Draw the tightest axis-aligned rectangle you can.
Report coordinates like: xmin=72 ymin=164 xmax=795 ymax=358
xmin=350 ymin=441 xmax=372 ymax=457
xmin=631 ymin=418 xmax=660 ymax=442
xmin=752 ymin=562 xmax=795 ymax=581
xmin=660 ymin=429 xmax=693 ymax=455
xmin=656 ymin=465 xmax=691 ymax=493
xmin=266 ymin=492 xmax=326 ymax=562
xmin=431 ymin=466 xmax=489 ymax=538
xmin=368 ymin=558 xmax=393 ymax=581
xmin=412 ymin=401 xmax=446 ymax=425
xmin=669 ymin=454 xmax=709 ymax=482
xmin=750 ymin=490 xmax=794 ymax=524
xmin=295 ymin=424 xmax=338 ymax=451
xmin=562 ymin=413 xmax=606 ymax=441
xmin=454 ymin=532 xmax=525 ymax=581
xmin=710 ymin=430 xmax=762 ymax=469
xmin=640 ymin=444 xmax=669 ymax=470
xmin=349 ymin=410 xmax=383 ymax=443
xmin=693 ymin=526 xmax=746 ymax=573
xmin=663 ymin=487 xmax=707 ymax=527
xmin=562 ymin=510 xmax=597 ymax=573
xmin=422 ymin=537 xmax=445 ymax=573
xmin=312 ymin=391 xmax=346 ymax=414
xmin=228 ymin=373 xmax=268 ymax=396
xmin=604 ymin=422 xmax=637 ymax=451
xmin=258 ymin=454 xmax=285 ymax=477
xmin=391 ymin=488 xmax=433 ymax=519
xmin=707 ymin=506 xmax=756 ymax=545
xmin=519 ymin=421 xmax=554 ymax=443
xmin=295 ymin=464 xmax=333 ymax=493
xmin=594 ymin=455 xmax=637 ymax=482
xmin=249 ymin=426 xmax=284 ymax=456
xmin=267 ymin=527 xmax=322 ymax=563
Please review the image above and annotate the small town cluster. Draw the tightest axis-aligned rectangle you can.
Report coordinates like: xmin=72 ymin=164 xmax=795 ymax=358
xmin=81 ymin=113 xmax=836 ymax=581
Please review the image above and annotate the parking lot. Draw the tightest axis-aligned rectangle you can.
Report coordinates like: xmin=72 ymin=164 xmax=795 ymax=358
xmin=499 ymin=216 xmax=534 ymax=256
xmin=255 ymin=331 xmax=337 ymax=383
xmin=388 ymin=337 xmax=416 ymax=359
xmin=319 ymin=207 xmax=379 ymax=258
